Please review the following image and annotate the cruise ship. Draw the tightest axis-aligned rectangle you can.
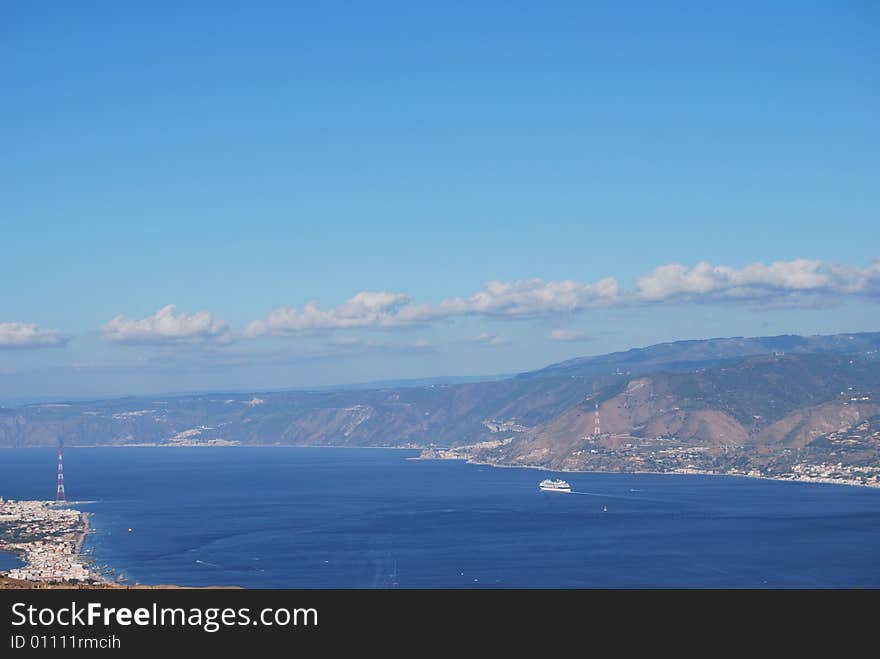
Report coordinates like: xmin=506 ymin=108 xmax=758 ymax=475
xmin=539 ymin=478 xmax=571 ymax=493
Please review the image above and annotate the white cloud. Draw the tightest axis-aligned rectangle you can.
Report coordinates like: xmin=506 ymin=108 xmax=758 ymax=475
xmin=245 ymin=278 xmax=620 ymax=338
xmin=548 ymin=329 xmax=587 ymax=342
xmin=102 ymin=305 xmax=230 ymax=345
xmin=439 ymin=277 xmax=621 ymax=317
xmin=244 ymin=291 xmax=429 ymax=336
xmin=0 ymin=323 xmax=67 ymax=348
xmin=636 ymin=259 xmax=880 ymax=302
xmin=473 ymin=332 xmax=510 ymax=346
xmin=243 ymin=259 xmax=880 ymax=341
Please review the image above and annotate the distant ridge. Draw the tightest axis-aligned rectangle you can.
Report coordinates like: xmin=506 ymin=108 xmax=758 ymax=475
xmin=2 ymin=330 xmax=879 ymax=487
xmin=520 ymin=331 xmax=880 ymax=380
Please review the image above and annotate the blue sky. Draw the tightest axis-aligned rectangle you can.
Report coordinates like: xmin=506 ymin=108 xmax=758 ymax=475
xmin=1 ymin=1 xmax=878 ymax=402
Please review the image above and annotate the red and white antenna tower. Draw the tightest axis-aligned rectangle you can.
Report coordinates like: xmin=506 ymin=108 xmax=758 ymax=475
xmin=593 ymin=403 xmax=601 ymax=437
xmin=55 ymin=441 xmax=67 ymax=503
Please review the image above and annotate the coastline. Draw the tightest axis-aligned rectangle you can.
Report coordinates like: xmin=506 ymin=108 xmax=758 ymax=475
xmin=3 ymin=447 xmax=877 ymax=591
xmin=416 ymin=454 xmax=880 ymax=490
xmin=0 ymin=500 xmax=110 ymax=586
xmin=3 ymin=443 xmax=875 ymax=490
xmin=0 ymin=501 xmax=228 ymax=590
xmin=3 ymin=444 xmax=420 ymax=450
xmin=74 ymin=510 xmax=91 ymax=554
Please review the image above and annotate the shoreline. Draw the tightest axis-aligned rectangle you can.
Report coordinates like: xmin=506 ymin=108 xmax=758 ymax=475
xmin=0 ymin=500 xmax=109 ymax=585
xmin=3 ymin=447 xmax=877 ymax=590
xmin=74 ymin=511 xmax=91 ymax=554
xmin=0 ymin=502 xmax=234 ymax=590
xmin=477 ymin=459 xmax=880 ymax=489
xmin=0 ymin=444 xmax=420 ymax=450
xmin=415 ymin=454 xmax=880 ymax=490
xmin=3 ymin=443 xmax=876 ymax=490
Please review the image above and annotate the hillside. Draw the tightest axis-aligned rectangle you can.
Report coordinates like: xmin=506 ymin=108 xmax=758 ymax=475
xmin=521 ymin=332 xmax=880 ymax=380
xmin=470 ymin=352 xmax=880 ymax=484
xmin=1 ymin=331 xmax=879 ymax=485
xmin=0 ymin=375 xmax=591 ymax=449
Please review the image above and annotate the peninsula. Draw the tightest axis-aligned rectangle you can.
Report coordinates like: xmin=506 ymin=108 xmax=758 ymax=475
xmin=0 ymin=499 xmax=99 ymax=585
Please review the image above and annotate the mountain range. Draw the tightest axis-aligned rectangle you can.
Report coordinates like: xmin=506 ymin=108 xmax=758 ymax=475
xmin=2 ymin=331 xmax=879 ymax=484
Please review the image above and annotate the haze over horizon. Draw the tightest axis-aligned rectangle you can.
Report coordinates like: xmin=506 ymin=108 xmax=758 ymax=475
xmin=2 ymin=2 xmax=879 ymax=402
xmin=2 ymin=329 xmax=879 ymax=407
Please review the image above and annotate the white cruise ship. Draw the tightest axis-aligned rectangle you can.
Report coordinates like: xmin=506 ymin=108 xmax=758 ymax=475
xmin=539 ymin=478 xmax=571 ymax=493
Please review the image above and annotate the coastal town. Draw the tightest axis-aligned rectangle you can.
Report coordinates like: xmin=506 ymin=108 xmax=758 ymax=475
xmin=0 ymin=498 xmax=99 ymax=584
xmin=419 ymin=423 xmax=880 ymax=489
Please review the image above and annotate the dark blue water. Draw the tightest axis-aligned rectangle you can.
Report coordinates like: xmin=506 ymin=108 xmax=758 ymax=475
xmin=1 ymin=447 xmax=879 ymax=588
xmin=0 ymin=552 xmax=24 ymax=572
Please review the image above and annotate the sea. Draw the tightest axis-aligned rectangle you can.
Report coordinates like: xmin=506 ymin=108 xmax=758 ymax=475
xmin=1 ymin=447 xmax=879 ymax=588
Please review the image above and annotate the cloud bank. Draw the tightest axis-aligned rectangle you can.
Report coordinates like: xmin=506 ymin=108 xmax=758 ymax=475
xmin=99 ymin=258 xmax=879 ymax=347
xmin=243 ymin=292 xmax=431 ymax=336
xmin=0 ymin=323 xmax=67 ymax=348
xmin=636 ymin=259 xmax=880 ymax=302
xmin=244 ymin=278 xmax=621 ymax=337
xmin=439 ymin=277 xmax=621 ymax=317
xmin=102 ymin=305 xmax=230 ymax=345
xmin=242 ymin=258 xmax=879 ymax=340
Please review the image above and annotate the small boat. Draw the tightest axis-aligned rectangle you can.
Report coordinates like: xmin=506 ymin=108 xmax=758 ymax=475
xmin=603 ymin=504 xmax=608 ymax=513
xmin=539 ymin=478 xmax=572 ymax=493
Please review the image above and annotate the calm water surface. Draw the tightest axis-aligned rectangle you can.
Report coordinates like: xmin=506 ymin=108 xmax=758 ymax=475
xmin=1 ymin=447 xmax=878 ymax=588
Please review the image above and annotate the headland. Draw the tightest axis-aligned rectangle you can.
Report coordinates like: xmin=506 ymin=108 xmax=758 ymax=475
xmin=0 ymin=499 xmax=102 ymax=585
